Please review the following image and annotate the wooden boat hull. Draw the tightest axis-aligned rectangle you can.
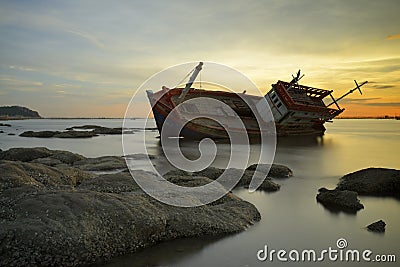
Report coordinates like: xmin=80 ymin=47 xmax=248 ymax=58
xmin=147 ymin=87 xmax=333 ymax=139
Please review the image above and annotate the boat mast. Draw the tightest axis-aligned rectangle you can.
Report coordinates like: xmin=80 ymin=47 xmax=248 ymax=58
xmin=286 ymin=70 xmax=304 ymax=91
xmin=327 ymin=80 xmax=368 ymax=108
xmin=178 ymin=62 xmax=203 ymax=101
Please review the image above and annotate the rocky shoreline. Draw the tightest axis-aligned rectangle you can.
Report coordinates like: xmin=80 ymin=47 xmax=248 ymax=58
xmin=0 ymin=147 xmax=292 ymax=266
xmin=1 ymin=146 xmax=398 ymax=265
xmin=19 ymin=125 xmax=123 ymax=138
xmin=165 ymin=163 xmax=292 ymax=192
xmin=317 ymin=167 xmax=399 ymax=213
xmin=337 ymin=168 xmax=400 ymax=197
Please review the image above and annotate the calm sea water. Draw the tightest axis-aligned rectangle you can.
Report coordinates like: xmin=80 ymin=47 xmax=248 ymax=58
xmin=0 ymin=119 xmax=399 ymax=266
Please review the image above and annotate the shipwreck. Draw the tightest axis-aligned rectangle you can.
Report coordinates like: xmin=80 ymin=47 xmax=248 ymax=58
xmin=146 ymin=62 xmax=367 ymax=139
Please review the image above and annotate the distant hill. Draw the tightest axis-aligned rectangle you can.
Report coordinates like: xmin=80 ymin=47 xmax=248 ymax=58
xmin=0 ymin=106 xmax=41 ymax=119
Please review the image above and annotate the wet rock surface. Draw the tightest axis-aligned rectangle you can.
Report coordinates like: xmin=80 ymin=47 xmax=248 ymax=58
xmin=337 ymin=168 xmax=400 ymax=197
xmin=366 ymin=220 xmax=386 ymax=233
xmin=165 ymin=163 xmax=289 ymax=192
xmin=317 ymin=167 xmax=400 ymax=213
xmin=19 ymin=125 xmax=124 ymax=139
xmin=246 ymin=163 xmax=293 ymax=178
xmin=0 ymin=147 xmax=85 ymax=164
xmin=0 ymin=147 xmax=53 ymax=162
xmin=20 ymin=130 xmax=98 ymax=138
xmin=316 ymin=187 xmax=364 ymax=212
xmin=74 ymin=156 xmax=127 ymax=171
xmin=0 ymin=147 xmax=261 ymax=267
xmin=66 ymin=125 xmax=122 ymax=135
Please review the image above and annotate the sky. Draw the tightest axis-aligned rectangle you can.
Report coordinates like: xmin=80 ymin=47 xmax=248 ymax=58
xmin=0 ymin=0 xmax=399 ymax=118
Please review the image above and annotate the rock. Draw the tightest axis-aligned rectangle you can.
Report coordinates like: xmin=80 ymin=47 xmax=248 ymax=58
xmin=0 ymin=188 xmax=259 ymax=266
xmin=78 ymin=172 xmax=141 ymax=193
xmin=0 ymin=153 xmax=260 ymax=266
xmin=194 ymin=167 xmax=224 ymax=180
xmin=0 ymin=160 xmax=94 ymax=191
xmin=47 ymin=151 xmax=86 ymax=165
xmin=316 ymin=187 xmax=364 ymax=212
xmin=31 ymin=157 xmax=63 ymax=166
xmin=268 ymin=164 xmax=293 ymax=178
xmin=20 ymin=131 xmax=57 ymax=138
xmin=246 ymin=163 xmax=293 ymax=178
xmin=7 ymin=133 xmax=15 ymax=136
xmin=19 ymin=126 xmax=123 ymax=138
xmin=259 ymin=182 xmax=280 ymax=191
xmin=54 ymin=130 xmax=97 ymax=138
xmin=167 ymin=166 xmax=281 ymax=192
xmin=0 ymin=161 xmax=44 ymax=190
xmin=93 ymin=127 xmax=122 ymax=135
xmin=74 ymin=156 xmax=127 ymax=171
xmin=0 ymin=130 xmax=4 ymax=133
xmin=250 ymin=174 xmax=281 ymax=191
xmin=0 ymin=147 xmax=53 ymax=162
xmin=229 ymin=168 xmax=280 ymax=191
xmin=0 ymin=147 xmax=120 ymax=171
xmin=317 ymin=168 xmax=400 ymax=213
xmin=0 ymin=147 xmax=84 ymax=165
xmin=337 ymin=168 xmax=400 ymax=197
xmin=20 ymin=130 xmax=98 ymax=138
xmin=65 ymin=125 xmax=122 ymax=135
xmin=367 ymin=220 xmax=386 ymax=233
xmin=65 ymin=124 xmax=100 ymax=130
xmin=0 ymin=123 xmax=12 ymax=127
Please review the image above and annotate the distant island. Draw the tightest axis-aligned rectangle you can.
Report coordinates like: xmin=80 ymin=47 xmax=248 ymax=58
xmin=0 ymin=106 xmax=41 ymax=120
xmin=337 ymin=115 xmax=399 ymax=120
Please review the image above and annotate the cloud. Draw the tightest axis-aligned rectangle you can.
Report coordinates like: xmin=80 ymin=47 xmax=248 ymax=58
xmin=9 ymin=65 xmax=37 ymax=72
xmin=386 ymin=34 xmax=400 ymax=40
xmin=66 ymin=29 xmax=104 ymax=48
xmin=340 ymin=97 xmax=381 ymax=104
xmin=370 ymin=84 xmax=396 ymax=89
xmin=340 ymin=97 xmax=400 ymax=107
xmin=0 ymin=77 xmax=43 ymax=87
xmin=333 ymin=57 xmax=400 ymax=73
xmin=1 ymin=1 xmax=400 ymax=117
xmin=342 ymin=97 xmax=381 ymax=102
xmin=54 ymin=83 xmax=82 ymax=89
xmin=364 ymin=102 xmax=400 ymax=107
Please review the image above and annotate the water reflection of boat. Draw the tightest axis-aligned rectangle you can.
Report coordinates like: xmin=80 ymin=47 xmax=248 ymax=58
xmin=147 ymin=62 xmax=367 ymax=139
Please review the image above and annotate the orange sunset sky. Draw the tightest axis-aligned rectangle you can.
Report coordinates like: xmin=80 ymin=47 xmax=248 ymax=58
xmin=0 ymin=0 xmax=399 ymax=118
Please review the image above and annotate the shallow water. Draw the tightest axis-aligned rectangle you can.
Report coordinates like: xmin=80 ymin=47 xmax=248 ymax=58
xmin=0 ymin=118 xmax=152 ymax=157
xmin=1 ymin=118 xmax=399 ymax=266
